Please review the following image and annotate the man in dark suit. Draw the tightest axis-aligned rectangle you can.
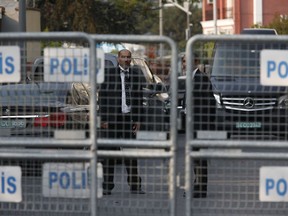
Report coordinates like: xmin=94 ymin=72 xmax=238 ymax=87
xmin=98 ymin=49 xmax=145 ymax=195
xmin=192 ymin=67 xmax=215 ymax=198
xmin=182 ymin=54 xmax=215 ymax=198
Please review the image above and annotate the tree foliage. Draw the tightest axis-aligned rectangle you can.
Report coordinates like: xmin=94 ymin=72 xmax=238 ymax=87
xmin=35 ymin=0 xmax=154 ymax=34
xmin=264 ymin=13 xmax=288 ymax=35
xmin=33 ymin=0 xmax=202 ymax=50
xmin=125 ymin=0 xmax=202 ymax=51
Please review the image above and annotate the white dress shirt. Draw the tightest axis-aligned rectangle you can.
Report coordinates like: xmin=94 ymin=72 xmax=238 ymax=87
xmin=119 ymin=66 xmax=131 ymax=113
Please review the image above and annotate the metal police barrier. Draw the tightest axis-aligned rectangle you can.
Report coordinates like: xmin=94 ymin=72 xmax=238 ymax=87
xmin=88 ymin=35 xmax=178 ymax=216
xmin=185 ymin=34 xmax=288 ymax=216
xmin=0 ymin=32 xmax=100 ymax=216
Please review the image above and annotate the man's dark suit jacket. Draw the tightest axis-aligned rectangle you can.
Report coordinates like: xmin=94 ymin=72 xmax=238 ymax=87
xmin=193 ymin=69 xmax=215 ymax=132
xmin=98 ymin=65 xmax=145 ymax=139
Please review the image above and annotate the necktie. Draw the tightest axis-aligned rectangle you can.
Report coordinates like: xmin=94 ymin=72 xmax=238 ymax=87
xmin=124 ymin=71 xmax=131 ymax=106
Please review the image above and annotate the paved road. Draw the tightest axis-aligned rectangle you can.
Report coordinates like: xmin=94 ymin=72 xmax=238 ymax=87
xmin=97 ymin=133 xmax=187 ymax=216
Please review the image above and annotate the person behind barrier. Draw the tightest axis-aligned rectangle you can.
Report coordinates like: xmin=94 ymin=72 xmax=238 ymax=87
xmin=182 ymin=53 xmax=215 ymax=198
xmin=181 ymin=53 xmax=203 ymax=77
xmin=98 ymin=49 xmax=145 ymax=195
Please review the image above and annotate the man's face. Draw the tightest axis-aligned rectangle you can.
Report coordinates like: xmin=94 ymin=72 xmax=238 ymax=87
xmin=182 ymin=56 xmax=187 ymax=73
xmin=118 ymin=50 xmax=132 ymax=69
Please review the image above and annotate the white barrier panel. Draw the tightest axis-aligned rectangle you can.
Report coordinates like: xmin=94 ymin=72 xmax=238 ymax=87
xmin=0 ymin=46 xmax=20 ymax=83
xmin=260 ymin=166 xmax=288 ymax=201
xmin=42 ymin=162 xmax=103 ymax=198
xmin=44 ymin=48 xmax=104 ymax=83
xmin=261 ymin=50 xmax=288 ymax=86
xmin=0 ymin=166 xmax=22 ymax=202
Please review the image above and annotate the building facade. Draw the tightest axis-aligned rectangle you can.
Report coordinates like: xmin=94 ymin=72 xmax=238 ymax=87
xmin=0 ymin=0 xmax=41 ymax=63
xmin=201 ymin=0 xmax=288 ymax=34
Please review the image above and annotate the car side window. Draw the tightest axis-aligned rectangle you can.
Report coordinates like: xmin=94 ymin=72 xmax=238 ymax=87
xmin=34 ymin=63 xmax=44 ymax=82
xmin=105 ymin=60 xmax=114 ymax=69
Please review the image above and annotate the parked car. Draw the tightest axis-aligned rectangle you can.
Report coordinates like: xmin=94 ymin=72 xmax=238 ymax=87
xmin=210 ymin=28 xmax=288 ymax=140
xmin=0 ymin=81 xmax=84 ymax=138
xmin=240 ymin=28 xmax=278 ymax=35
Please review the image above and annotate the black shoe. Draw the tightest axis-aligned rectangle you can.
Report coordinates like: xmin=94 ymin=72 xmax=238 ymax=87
xmin=103 ymin=190 xmax=112 ymax=195
xmin=130 ymin=189 xmax=145 ymax=194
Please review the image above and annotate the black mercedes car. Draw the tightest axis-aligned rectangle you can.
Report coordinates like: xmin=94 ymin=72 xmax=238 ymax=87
xmin=210 ymin=29 xmax=288 ymax=140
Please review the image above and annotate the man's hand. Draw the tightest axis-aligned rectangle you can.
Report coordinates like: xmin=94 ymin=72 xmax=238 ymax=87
xmin=101 ymin=122 xmax=108 ymax=129
xmin=132 ymin=122 xmax=140 ymax=134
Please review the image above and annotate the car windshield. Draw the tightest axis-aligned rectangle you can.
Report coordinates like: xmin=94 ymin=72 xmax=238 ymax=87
xmin=132 ymin=58 xmax=156 ymax=83
xmin=212 ymin=41 xmax=288 ymax=77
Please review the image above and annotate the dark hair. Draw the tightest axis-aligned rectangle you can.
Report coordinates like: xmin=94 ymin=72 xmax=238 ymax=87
xmin=182 ymin=52 xmax=199 ymax=62
xmin=118 ymin=49 xmax=131 ymax=57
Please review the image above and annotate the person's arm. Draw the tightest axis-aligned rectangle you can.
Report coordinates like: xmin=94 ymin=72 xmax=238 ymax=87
xmin=98 ymin=68 xmax=110 ymax=124
xmin=131 ymin=66 xmax=146 ymax=127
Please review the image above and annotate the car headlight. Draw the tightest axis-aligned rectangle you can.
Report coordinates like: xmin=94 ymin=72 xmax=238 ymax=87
xmin=278 ymin=95 xmax=288 ymax=109
xmin=213 ymin=93 xmax=222 ymax=108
